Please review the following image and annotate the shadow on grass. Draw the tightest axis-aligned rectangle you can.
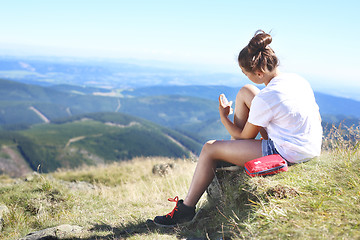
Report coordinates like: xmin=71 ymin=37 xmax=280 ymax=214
xmin=75 ymin=210 xmax=213 ymax=239
xmin=69 ymin=201 xmax=253 ymax=240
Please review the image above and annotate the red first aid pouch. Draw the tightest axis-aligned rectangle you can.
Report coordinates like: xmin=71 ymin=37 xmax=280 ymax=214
xmin=244 ymin=154 xmax=288 ymax=177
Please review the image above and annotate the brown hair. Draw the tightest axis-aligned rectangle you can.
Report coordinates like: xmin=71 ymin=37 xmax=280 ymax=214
xmin=238 ymin=30 xmax=279 ymax=73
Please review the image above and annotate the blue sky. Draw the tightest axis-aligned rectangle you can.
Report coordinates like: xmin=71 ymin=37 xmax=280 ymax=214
xmin=0 ymin=0 xmax=360 ymax=96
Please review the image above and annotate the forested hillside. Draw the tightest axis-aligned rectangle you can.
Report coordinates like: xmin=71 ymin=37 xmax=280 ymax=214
xmin=0 ymin=112 xmax=201 ymax=175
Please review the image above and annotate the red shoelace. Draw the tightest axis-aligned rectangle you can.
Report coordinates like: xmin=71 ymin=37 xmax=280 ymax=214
xmin=166 ymin=196 xmax=179 ymax=218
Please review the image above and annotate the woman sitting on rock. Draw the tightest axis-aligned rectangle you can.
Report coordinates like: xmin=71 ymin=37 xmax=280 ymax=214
xmin=153 ymin=30 xmax=323 ymax=227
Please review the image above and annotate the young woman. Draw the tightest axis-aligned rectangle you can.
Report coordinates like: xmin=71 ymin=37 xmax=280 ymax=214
xmin=153 ymin=30 xmax=322 ymax=227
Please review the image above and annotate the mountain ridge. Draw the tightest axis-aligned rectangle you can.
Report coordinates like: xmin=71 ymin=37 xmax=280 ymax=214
xmin=1 ymin=78 xmax=359 ymax=129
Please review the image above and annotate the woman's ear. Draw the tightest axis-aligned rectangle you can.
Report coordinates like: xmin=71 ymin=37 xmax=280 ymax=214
xmin=255 ymin=70 xmax=264 ymax=78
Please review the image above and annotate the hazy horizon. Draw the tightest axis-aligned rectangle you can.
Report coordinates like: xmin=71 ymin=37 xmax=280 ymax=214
xmin=0 ymin=0 xmax=359 ymax=99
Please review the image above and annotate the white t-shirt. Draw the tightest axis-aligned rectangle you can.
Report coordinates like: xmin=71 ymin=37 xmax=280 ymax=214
xmin=248 ymin=73 xmax=322 ymax=163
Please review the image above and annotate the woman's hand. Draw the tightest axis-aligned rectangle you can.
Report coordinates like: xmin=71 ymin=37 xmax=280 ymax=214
xmin=219 ymin=94 xmax=233 ymax=118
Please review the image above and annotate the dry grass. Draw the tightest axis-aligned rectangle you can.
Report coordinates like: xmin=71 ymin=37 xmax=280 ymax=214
xmin=0 ymin=157 xmax=204 ymax=239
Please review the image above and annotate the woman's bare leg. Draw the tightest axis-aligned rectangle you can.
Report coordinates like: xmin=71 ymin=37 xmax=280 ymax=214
xmin=184 ymin=139 xmax=262 ymax=207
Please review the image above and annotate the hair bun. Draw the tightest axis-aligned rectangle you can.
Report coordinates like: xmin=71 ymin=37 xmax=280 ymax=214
xmin=238 ymin=29 xmax=278 ymax=72
xmin=247 ymin=30 xmax=272 ymax=54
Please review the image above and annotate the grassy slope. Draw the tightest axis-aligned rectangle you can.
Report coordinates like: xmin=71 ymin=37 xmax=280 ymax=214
xmin=0 ymin=126 xmax=359 ymax=239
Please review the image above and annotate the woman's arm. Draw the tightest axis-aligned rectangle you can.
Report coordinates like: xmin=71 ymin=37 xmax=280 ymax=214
xmin=219 ymin=95 xmax=261 ymax=139
xmin=221 ymin=114 xmax=261 ymax=139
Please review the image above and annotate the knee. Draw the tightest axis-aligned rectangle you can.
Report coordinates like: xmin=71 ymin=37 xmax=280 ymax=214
xmin=201 ymin=140 xmax=217 ymax=158
xmin=236 ymin=84 xmax=260 ymax=104
xmin=203 ymin=139 xmax=215 ymax=150
xmin=236 ymin=84 xmax=259 ymax=98
xmin=206 ymin=140 xmax=216 ymax=145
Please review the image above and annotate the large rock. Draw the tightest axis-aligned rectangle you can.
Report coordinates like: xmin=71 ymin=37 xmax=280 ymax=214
xmin=18 ymin=224 xmax=84 ymax=240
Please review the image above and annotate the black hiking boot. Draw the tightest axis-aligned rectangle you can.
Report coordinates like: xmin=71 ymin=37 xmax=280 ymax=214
xmin=153 ymin=196 xmax=196 ymax=227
